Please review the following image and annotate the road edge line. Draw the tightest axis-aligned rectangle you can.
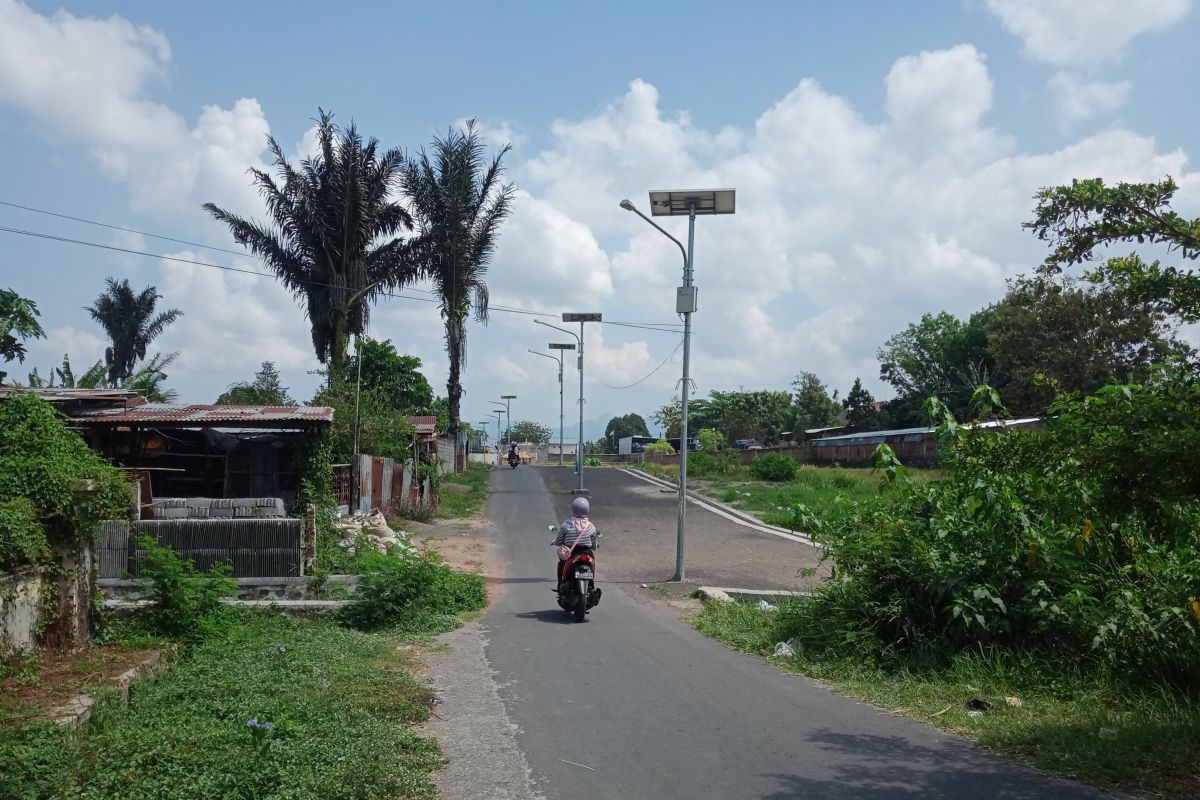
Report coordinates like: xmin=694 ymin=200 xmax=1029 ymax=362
xmin=619 ymin=468 xmax=820 ymax=548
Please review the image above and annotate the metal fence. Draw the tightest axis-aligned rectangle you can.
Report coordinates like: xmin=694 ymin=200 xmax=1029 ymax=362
xmin=99 ymin=519 xmax=303 ymax=578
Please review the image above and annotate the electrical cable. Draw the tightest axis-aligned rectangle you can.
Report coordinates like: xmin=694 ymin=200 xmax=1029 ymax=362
xmin=597 ymin=338 xmax=684 ymax=390
xmin=0 ymin=220 xmax=682 ymax=332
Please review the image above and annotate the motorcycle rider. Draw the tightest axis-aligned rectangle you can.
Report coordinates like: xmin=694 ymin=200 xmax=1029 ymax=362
xmin=553 ymin=496 xmax=600 ymax=586
xmin=507 ymin=442 xmax=519 ymax=465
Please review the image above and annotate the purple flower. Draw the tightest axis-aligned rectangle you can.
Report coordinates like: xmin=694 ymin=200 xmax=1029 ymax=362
xmin=264 ymin=721 xmax=275 ymax=730
xmin=273 ymin=643 xmax=286 ymax=654
xmin=247 ymin=719 xmax=259 ymax=728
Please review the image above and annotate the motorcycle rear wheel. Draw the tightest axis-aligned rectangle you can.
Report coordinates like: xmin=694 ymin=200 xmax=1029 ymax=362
xmin=573 ymin=586 xmax=587 ymax=622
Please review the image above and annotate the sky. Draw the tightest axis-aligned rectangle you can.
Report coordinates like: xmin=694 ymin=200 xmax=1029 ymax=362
xmin=1 ymin=0 xmax=1198 ymax=442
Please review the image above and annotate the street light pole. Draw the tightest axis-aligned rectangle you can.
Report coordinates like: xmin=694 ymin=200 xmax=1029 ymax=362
xmin=621 ymin=189 xmax=735 ymax=582
xmin=536 ymin=315 xmax=600 ymax=493
xmin=501 ymin=395 xmax=516 ymax=447
xmin=548 ymin=342 xmax=576 ymax=466
xmin=529 ymin=345 xmax=574 ymax=466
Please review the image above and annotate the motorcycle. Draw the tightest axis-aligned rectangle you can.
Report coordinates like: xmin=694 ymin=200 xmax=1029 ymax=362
xmin=549 ymin=524 xmax=602 ymax=622
xmin=508 ymin=451 xmax=519 ymax=469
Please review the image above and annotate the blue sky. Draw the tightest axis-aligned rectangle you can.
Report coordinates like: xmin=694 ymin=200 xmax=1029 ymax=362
xmin=1 ymin=0 xmax=1197 ymax=441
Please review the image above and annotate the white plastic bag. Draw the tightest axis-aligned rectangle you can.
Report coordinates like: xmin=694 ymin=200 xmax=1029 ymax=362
xmin=773 ymin=641 xmax=795 ymax=659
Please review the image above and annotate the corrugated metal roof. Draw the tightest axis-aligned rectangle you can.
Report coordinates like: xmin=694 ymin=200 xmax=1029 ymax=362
xmin=0 ymin=386 xmax=145 ymax=403
xmin=810 ymin=417 xmax=1041 ymax=446
xmin=73 ymin=404 xmax=333 ymax=425
xmin=405 ymin=415 xmax=438 ymax=434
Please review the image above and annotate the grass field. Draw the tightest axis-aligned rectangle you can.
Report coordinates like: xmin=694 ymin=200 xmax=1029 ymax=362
xmin=637 ymin=460 xmax=932 ymax=528
xmin=0 ymin=612 xmax=445 ymax=799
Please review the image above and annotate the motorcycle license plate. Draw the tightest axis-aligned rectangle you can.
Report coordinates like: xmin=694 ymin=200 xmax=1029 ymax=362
xmin=575 ymin=571 xmax=593 ymax=579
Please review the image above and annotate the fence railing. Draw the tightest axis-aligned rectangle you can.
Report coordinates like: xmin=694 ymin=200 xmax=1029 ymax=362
xmin=99 ymin=519 xmax=303 ymax=578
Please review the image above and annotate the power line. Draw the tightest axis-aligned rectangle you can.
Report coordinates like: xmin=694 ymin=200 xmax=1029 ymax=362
xmin=597 ymin=338 xmax=684 ymax=390
xmin=0 ymin=224 xmax=440 ymax=306
xmin=0 ymin=199 xmax=252 ymax=259
xmin=0 ymin=218 xmax=683 ymax=332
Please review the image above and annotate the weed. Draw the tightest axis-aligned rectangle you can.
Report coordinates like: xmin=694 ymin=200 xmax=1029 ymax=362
xmin=433 ymin=463 xmax=491 ymax=520
xmin=748 ymin=453 xmax=798 ymax=482
xmin=340 ymin=551 xmax=486 ymax=632
xmin=135 ymin=536 xmax=237 ymax=642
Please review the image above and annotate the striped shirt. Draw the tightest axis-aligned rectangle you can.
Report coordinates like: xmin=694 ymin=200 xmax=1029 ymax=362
xmin=554 ymin=517 xmax=599 ymax=549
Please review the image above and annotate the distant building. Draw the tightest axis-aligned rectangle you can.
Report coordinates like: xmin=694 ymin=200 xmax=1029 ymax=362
xmin=617 ymin=435 xmax=697 ymax=454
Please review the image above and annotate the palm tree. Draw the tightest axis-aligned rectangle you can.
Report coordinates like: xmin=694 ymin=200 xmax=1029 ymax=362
xmin=401 ymin=121 xmax=515 ymax=433
xmin=84 ymin=278 xmax=183 ymax=386
xmin=204 ymin=110 xmax=417 ymax=371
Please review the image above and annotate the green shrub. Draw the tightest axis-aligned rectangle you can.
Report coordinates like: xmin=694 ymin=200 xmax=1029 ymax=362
xmin=0 ymin=394 xmax=128 ymax=548
xmin=688 ymin=450 xmax=736 ymax=478
xmin=697 ymin=428 xmax=724 ymax=453
xmin=584 ymin=457 xmax=602 ymax=468
xmin=340 ymin=551 xmax=486 ymax=632
xmin=748 ymin=453 xmax=797 ymax=482
xmin=136 ymin=535 xmax=236 ymax=641
xmin=797 ymin=371 xmax=1200 ymax=684
xmin=0 ymin=497 xmax=47 ymax=571
xmin=645 ymin=439 xmax=675 ymax=455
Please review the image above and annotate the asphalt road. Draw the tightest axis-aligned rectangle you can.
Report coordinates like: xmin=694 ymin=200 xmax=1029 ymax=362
xmin=479 ymin=465 xmax=1112 ymax=800
xmin=539 ymin=465 xmax=824 ymax=591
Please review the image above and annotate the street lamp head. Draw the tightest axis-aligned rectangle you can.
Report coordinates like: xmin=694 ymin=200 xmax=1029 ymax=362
xmin=619 ymin=199 xmax=636 ymax=212
xmin=648 ymin=189 xmax=736 ymax=217
xmin=501 ymin=394 xmax=517 ymax=400
xmin=548 ymin=342 xmax=575 ymax=350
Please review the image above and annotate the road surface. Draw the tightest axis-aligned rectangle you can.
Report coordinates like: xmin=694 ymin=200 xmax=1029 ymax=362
xmin=474 ymin=465 xmax=1111 ymax=799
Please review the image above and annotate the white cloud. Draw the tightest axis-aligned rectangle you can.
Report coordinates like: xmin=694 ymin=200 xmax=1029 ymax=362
xmin=0 ymin=0 xmax=270 ymax=228
xmin=152 ymin=251 xmax=310 ymax=375
xmin=511 ymin=66 xmax=1194 ymax=414
xmin=37 ymin=326 xmax=107 ymax=371
xmin=985 ymin=0 xmax=1192 ymax=126
xmin=985 ymin=0 xmax=1193 ymax=69
xmin=107 ymin=229 xmax=148 ymax=272
xmin=1048 ymin=73 xmax=1133 ymax=125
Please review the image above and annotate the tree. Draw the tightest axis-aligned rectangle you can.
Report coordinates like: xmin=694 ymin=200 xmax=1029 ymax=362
xmin=509 ymin=420 xmax=552 ymax=444
xmin=310 ymin=377 xmax=415 ymax=464
xmin=985 ymin=275 xmax=1183 ymax=415
xmin=604 ymin=413 xmax=650 ymax=451
xmin=204 ymin=110 xmax=418 ymax=371
xmin=791 ymin=372 xmax=842 ymax=432
xmin=842 ymin=378 xmax=879 ymax=430
xmin=84 ymin=278 xmax=182 ymax=386
xmin=344 ymin=339 xmax=433 ymax=414
xmin=27 ymin=351 xmax=177 ymax=403
xmin=0 ymin=289 xmax=45 ymax=383
xmin=652 ymin=398 xmax=681 ymax=438
xmin=1026 ymin=177 xmax=1200 ymax=322
xmin=122 ymin=352 xmax=180 ymax=404
xmin=708 ymin=390 xmax=794 ymax=445
xmin=429 ymin=397 xmax=450 ymax=434
xmin=28 ymin=354 xmax=106 ymax=390
xmin=216 ymin=361 xmax=294 ymax=405
xmin=877 ymin=311 xmax=993 ymax=424
xmin=401 ymin=121 xmax=515 ymax=434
